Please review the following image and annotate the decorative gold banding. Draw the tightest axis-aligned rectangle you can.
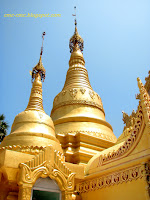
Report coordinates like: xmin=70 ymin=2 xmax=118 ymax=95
xmin=0 ymin=145 xmax=46 ymax=155
xmin=9 ymin=132 xmax=58 ymax=140
xmin=56 ymin=130 xmax=116 ymax=143
xmin=51 ymin=99 xmax=104 ymax=113
xmin=69 ymin=58 xmax=85 ymax=66
xmin=76 ymin=164 xmax=144 ymax=193
xmin=25 ymin=73 xmax=44 ymax=112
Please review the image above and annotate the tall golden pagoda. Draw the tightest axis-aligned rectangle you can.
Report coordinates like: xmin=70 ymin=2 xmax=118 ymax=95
xmin=51 ymin=19 xmax=117 ymax=164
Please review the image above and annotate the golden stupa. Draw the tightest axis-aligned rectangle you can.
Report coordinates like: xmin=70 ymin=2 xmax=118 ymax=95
xmin=51 ymin=20 xmax=117 ymax=164
xmin=0 ymin=54 xmax=62 ymax=153
xmin=0 ymin=16 xmax=150 ymax=200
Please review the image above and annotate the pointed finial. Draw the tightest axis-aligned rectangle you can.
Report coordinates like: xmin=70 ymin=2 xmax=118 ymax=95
xmin=72 ymin=6 xmax=77 ymax=27
xmin=32 ymin=32 xmax=46 ymax=83
xmin=40 ymin=32 xmax=46 ymax=56
xmin=69 ymin=7 xmax=84 ymax=53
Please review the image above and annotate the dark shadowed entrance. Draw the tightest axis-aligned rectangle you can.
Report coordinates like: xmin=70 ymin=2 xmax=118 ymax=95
xmin=31 ymin=177 xmax=61 ymax=200
xmin=32 ymin=190 xmax=60 ymax=200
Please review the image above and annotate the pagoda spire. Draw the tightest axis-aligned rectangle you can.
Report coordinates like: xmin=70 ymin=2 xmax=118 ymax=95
xmin=62 ymin=11 xmax=92 ymax=90
xmin=26 ymin=32 xmax=46 ymax=112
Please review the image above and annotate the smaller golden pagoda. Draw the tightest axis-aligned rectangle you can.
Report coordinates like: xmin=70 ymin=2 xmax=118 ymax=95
xmin=1 ymin=36 xmax=62 ymax=152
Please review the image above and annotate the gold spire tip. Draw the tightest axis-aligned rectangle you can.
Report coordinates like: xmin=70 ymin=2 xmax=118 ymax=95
xmin=72 ymin=6 xmax=77 ymax=27
xmin=32 ymin=32 xmax=46 ymax=83
xmin=40 ymin=32 xmax=46 ymax=56
xmin=69 ymin=7 xmax=84 ymax=53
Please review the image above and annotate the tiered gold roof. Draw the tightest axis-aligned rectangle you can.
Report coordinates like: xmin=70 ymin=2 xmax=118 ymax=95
xmin=51 ymin=23 xmax=117 ymax=164
xmin=0 ymin=54 xmax=62 ymax=153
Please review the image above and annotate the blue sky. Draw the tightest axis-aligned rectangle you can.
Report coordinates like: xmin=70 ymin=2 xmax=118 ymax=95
xmin=1 ymin=0 xmax=150 ymax=138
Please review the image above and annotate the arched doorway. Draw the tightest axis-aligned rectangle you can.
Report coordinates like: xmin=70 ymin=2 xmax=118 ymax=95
xmin=31 ymin=177 xmax=61 ymax=200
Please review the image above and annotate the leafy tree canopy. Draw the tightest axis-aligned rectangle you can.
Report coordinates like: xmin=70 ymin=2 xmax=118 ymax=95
xmin=0 ymin=114 xmax=9 ymax=142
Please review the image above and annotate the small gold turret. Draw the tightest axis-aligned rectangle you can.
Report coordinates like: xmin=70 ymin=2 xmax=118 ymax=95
xmin=26 ymin=56 xmax=45 ymax=112
xmin=51 ymin=13 xmax=117 ymax=164
xmin=1 ymin=33 xmax=62 ymax=153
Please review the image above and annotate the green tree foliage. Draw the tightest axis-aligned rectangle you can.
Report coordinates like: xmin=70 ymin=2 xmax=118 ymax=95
xmin=0 ymin=114 xmax=9 ymax=142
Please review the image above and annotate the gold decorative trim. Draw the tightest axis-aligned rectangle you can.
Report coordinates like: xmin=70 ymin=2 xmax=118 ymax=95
xmin=76 ymin=164 xmax=144 ymax=193
xmin=25 ymin=73 xmax=45 ymax=112
xmin=17 ymin=146 xmax=75 ymax=200
xmin=52 ymin=99 xmax=104 ymax=113
xmin=57 ymin=130 xmax=116 ymax=143
xmin=62 ymin=90 xmax=66 ymax=96
xmin=69 ymin=89 xmax=78 ymax=97
xmin=94 ymin=78 xmax=150 ymax=167
xmin=89 ymin=91 xmax=95 ymax=99
xmin=96 ymin=94 xmax=102 ymax=101
xmin=145 ymin=71 xmax=150 ymax=92
xmin=122 ymin=110 xmax=136 ymax=131
xmin=54 ymin=89 xmax=102 ymax=102
xmin=68 ymin=66 xmax=87 ymax=73
xmin=118 ymin=110 xmax=137 ymax=143
xmin=137 ymin=77 xmax=150 ymax=125
xmin=80 ymin=88 xmax=86 ymax=94
xmin=144 ymin=161 xmax=150 ymax=197
xmin=96 ymin=103 xmax=143 ymax=167
xmin=0 ymin=145 xmax=47 ymax=155
xmin=69 ymin=59 xmax=85 ymax=66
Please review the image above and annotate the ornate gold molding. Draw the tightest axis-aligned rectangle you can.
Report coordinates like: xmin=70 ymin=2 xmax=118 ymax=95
xmin=54 ymin=88 xmax=102 ymax=102
xmin=96 ymin=103 xmax=144 ymax=167
xmin=25 ymin=73 xmax=45 ymax=112
xmin=17 ymin=146 xmax=76 ymax=200
xmin=18 ymin=185 xmax=32 ymax=200
xmin=52 ymin=88 xmax=103 ymax=113
xmin=80 ymin=88 xmax=86 ymax=94
xmin=67 ymin=66 xmax=87 ymax=74
xmin=122 ymin=110 xmax=136 ymax=131
xmin=0 ymin=145 xmax=46 ymax=155
xmin=76 ymin=164 xmax=145 ymax=193
xmin=144 ymin=161 xmax=150 ymax=197
xmin=145 ymin=71 xmax=150 ymax=93
xmin=57 ymin=130 xmax=116 ymax=143
xmin=52 ymin=99 xmax=104 ymax=113
xmin=118 ymin=110 xmax=138 ymax=143
xmin=89 ymin=91 xmax=95 ymax=99
xmin=69 ymin=89 xmax=78 ymax=97
xmin=137 ymin=77 xmax=150 ymax=125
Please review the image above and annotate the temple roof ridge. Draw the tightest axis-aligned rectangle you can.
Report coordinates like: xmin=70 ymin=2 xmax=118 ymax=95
xmin=86 ymin=100 xmax=144 ymax=174
xmin=137 ymin=77 xmax=150 ymax=125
